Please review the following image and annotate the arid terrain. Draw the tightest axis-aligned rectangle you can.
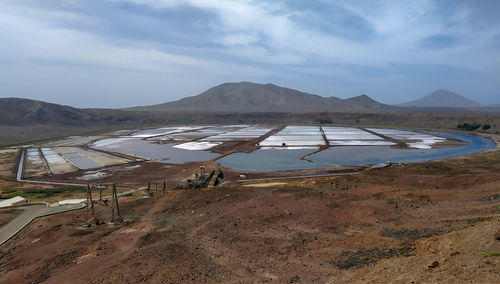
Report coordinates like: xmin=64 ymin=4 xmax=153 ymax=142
xmin=3 ymin=1 xmax=500 ymax=282
xmin=0 ymin=136 xmax=499 ymax=283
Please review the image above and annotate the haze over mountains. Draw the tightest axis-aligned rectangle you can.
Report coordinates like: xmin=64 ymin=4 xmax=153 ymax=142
xmin=129 ymin=82 xmax=395 ymax=112
xmin=131 ymin=82 xmax=493 ymax=112
xmin=0 ymin=98 xmax=136 ymax=126
xmin=397 ymin=89 xmax=482 ymax=108
xmin=1 ymin=81 xmax=499 ymax=146
xmin=0 ymin=82 xmax=498 ymax=127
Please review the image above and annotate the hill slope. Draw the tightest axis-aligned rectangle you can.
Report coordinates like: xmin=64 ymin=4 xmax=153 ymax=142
xmin=130 ymin=82 xmax=395 ymax=112
xmin=398 ymin=89 xmax=481 ymax=108
xmin=1 ymin=95 xmax=499 ymax=147
xmin=0 ymin=98 xmax=142 ymax=126
xmin=0 ymin=98 xmax=94 ymax=125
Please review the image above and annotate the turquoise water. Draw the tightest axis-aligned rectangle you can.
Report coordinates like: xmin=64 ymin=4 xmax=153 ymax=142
xmin=217 ymin=131 xmax=496 ymax=171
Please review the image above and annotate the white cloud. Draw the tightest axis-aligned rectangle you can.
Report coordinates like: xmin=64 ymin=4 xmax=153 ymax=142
xmin=5 ymin=0 xmax=499 ymax=73
xmin=111 ymin=0 xmax=389 ymax=67
xmin=0 ymin=2 xmax=279 ymax=78
xmin=214 ymin=33 xmax=259 ymax=46
xmin=110 ymin=0 xmax=500 ymax=72
xmin=0 ymin=0 xmax=499 ymax=105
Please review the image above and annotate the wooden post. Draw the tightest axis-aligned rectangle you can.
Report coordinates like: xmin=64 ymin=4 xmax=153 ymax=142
xmin=86 ymin=184 xmax=96 ymax=225
xmin=111 ymin=184 xmax=122 ymax=223
xmin=114 ymin=184 xmax=120 ymax=218
xmin=99 ymin=185 xmax=103 ymax=201
xmin=86 ymin=184 xmax=90 ymax=222
xmin=111 ymin=185 xmax=115 ymax=221
xmin=163 ymin=180 xmax=166 ymax=194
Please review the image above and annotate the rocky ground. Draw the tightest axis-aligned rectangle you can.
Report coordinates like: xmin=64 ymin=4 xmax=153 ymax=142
xmin=0 ymin=146 xmax=499 ymax=283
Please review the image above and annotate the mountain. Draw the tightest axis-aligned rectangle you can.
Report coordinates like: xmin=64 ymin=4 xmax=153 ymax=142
xmin=0 ymin=97 xmax=141 ymax=126
xmin=1 ymin=88 xmax=499 ymax=147
xmin=0 ymin=98 xmax=91 ymax=125
xmin=129 ymin=82 xmax=395 ymax=112
xmin=397 ymin=89 xmax=481 ymax=108
xmin=1 ymin=86 xmax=495 ymax=128
xmin=344 ymin=94 xmax=388 ymax=110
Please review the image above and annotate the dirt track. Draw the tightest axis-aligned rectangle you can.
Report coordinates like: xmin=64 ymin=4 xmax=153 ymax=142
xmin=0 ymin=147 xmax=499 ymax=283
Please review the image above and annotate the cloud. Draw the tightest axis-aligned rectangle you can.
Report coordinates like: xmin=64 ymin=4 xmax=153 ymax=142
xmin=110 ymin=0 xmax=500 ymax=71
xmin=0 ymin=2 xmax=280 ymax=77
xmin=0 ymin=0 xmax=499 ymax=106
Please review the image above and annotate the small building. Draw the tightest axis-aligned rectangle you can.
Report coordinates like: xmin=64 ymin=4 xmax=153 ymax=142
xmin=0 ymin=196 xmax=27 ymax=208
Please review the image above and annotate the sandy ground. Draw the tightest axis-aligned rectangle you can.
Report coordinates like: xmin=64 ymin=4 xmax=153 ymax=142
xmin=0 ymin=149 xmax=19 ymax=180
xmin=52 ymin=147 xmax=128 ymax=167
xmin=24 ymin=162 xmax=51 ymax=178
xmin=0 ymin=146 xmax=499 ymax=283
xmin=244 ymin=182 xmax=288 ymax=187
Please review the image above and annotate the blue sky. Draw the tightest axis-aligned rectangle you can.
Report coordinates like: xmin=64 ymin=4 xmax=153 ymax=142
xmin=0 ymin=0 xmax=499 ymax=107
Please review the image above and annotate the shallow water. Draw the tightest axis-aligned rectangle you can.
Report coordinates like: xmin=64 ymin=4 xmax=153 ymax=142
xmin=217 ymin=149 xmax=318 ymax=171
xmin=66 ymin=157 xmax=103 ymax=169
xmin=55 ymin=147 xmax=104 ymax=169
xmin=128 ymin=127 xmax=183 ymax=138
xmin=92 ymin=138 xmax=219 ymax=163
xmin=217 ymin=131 xmax=496 ymax=171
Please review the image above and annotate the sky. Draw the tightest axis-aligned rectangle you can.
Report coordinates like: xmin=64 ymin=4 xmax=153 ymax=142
xmin=0 ymin=0 xmax=499 ymax=108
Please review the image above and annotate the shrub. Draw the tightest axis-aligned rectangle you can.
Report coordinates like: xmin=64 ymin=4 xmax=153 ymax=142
xmin=483 ymin=251 xmax=500 ymax=258
xmin=482 ymin=124 xmax=491 ymax=130
xmin=457 ymin=122 xmax=481 ymax=131
xmin=316 ymin=119 xmax=332 ymax=124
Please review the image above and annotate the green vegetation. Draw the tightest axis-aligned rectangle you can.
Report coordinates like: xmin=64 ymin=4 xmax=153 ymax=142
xmin=482 ymin=251 xmax=500 ymax=258
xmin=466 ymin=216 xmax=494 ymax=224
xmin=335 ymin=247 xmax=398 ymax=269
xmin=456 ymin=122 xmax=492 ymax=131
xmin=68 ymin=230 xmax=94 ymax=237
xmin=0 ymin=186 xmax=86 ymax=199
xmin=379 ymin=228 xmax=443 ymax=240
xmin=316 ymin=118 xmax=333 ymax=124
xmin=397 ymin=241 xmax=416 ymax=257
xmin=457 ymin=122 xmax=482 ymax=131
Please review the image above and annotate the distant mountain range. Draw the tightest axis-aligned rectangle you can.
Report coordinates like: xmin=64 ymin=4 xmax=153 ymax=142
xmin=1 ymin=82 xmax=499 ymax=146
xmin=1 ymin=82 xmax=499 ymax=128
xmin=397 ymin=89 xmax=481 ymax=108
xmin=129 ymin=82 xmax=395 ymax=112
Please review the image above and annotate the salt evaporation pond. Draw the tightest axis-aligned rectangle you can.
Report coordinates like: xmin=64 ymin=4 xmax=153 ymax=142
xmin=218 ymin=131 xmax=496 ymax=171
xmin=92 ymin=138 xmax=219 ymax=163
